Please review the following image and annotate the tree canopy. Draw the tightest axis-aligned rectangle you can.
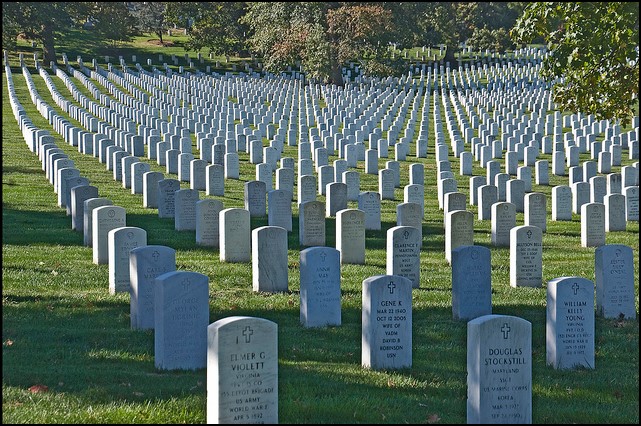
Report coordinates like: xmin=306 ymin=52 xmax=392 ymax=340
xmin=3 ymin=1 xmax=638 ymax=125
xmin=2 ymin=2 xmax=89 ymax=63
xmin=166 ymin=2 xmax=248 ymax=57
xmin=130 ymin=2 xmax=170 ymax=45
xmin=512 ymin=2 xmax=639 ymax=126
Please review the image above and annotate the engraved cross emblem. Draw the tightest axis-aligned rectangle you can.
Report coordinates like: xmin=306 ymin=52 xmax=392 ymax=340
xmin=181 ymin=278 xmax=191 ymax=290
xmin=388 ymin=281 xmax=396 ymax=294
xmin=501 ymin=323 xmax=511 ymax=339
xmin=242 ymin=326 xmax=253 ymax=343
xmin=572 ymin=282 xmax=580 ymax=295
xmin=526 ymin=229 xmax=532 ymax=239
xmin=152 ymin=250 xmax=159 ymax=261
xmin=320 ymin=251 xmax=326 ymax=262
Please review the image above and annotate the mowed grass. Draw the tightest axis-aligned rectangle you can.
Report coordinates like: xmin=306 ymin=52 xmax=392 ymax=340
xmin=2 ymin=39 xmax=639 ymax=424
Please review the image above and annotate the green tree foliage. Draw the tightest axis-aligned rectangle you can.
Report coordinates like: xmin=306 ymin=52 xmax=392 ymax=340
xmin=466 ymin=26 xmax=513 ymax=53
xmin=241 ymin=2 xmax=337 ymax=83
xmin=87 ymin=3 xmax=138 ymax=47
xmin=512 ymin=2 xmax=639 ymax=126
xmin=2 ymin=3 xmax=22 ymax=52
xmin=242 ymin=2 xmax=403 ymax=85
xmin=166 ymin=2 xmax=249 ymax=57
xmin=130 ymin=2 xmax=170 ymax=45
xmin=327 ymin=4 xmax=395 ymax=77
xmin=425 ymin=2 xmax=524 ymax=64
xmin=2 ymin=2 xmax=89 ymax=63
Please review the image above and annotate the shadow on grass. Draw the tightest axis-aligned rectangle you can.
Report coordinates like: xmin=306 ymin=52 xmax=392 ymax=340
xmin=2 ymin=206 xmax=82 ymax=246
xmin=2 ymin=284 xmax=638 ymax=423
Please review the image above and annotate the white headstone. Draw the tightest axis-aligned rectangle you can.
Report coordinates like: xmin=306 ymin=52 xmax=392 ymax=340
xmin=206 ymin=317 xmax=278 ymax=424
xmin=108 ymin=226 xmax=147 ymax=294
xmin=546 ymin=276 xmax=595 ymax=369
xmin=524 ymin=192 xmax=547 ymax=232
xmin=220 ymin=208 xmax=251 ymax=262
xmin=83 ymin=197 xmax=113 ymax=247
xmin=595 ymin=244 xmax=636 ymax=319
xmin=452 ymin=245 xmax=492 ymax=320
xmin=268 ymin=189 xmax=293 ymax=232
xmin=336 ymin=209 xmax=366 ymax=265
xmin=252 ymin=226 xmax=289 ymax=293
xmin=580 ymin=202 xmax=605 ymax=247
xmin=362 ymin=275 xmax=413 ymax=370
xmin=467 ymin=315 xmax=532 ymax=423
xmin=174 ymin=189 xmax=199 ymax=231
xmin=300 ymin=247 xmax=341 ymax=327
xmin=445 ymin=210 xmax=474 ymax=264
xmin=196 ymin=199 xmax=224 ymax=247
xmin=510 ymin=225 xmax=543 ymax=288
xmin=154 ymin=271 xmax=209 ymax=370
xmin=387 ymin=226 xmax=421 ymax=288
xmin=157 ymin=178 xmax=180 ymax=219
xmin=244 ymin=180 xmax=267 ymax=217
xmin=70 ymin=185 xmax=98 ymax=232
xmin=93 ymin=205 xmax=126 ymax=265
xmin=129 ymin=245 xmax=176 ymax=330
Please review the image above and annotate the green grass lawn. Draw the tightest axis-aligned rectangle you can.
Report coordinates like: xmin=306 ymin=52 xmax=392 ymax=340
xmin=2 ymin=36 xmax=639 ymax=423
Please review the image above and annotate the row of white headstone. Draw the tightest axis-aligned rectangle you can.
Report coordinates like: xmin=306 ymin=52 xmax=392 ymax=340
xmin=5 ymin=49 xmax=638 ymax=424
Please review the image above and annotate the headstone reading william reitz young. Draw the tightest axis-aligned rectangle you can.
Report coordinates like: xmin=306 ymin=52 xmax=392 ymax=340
xmin=362 ymin=275 xmax=412 ymax=370
xmin=155 ymin=270 xmax=209 ymax=370
xmin=452 ymin=245 xmax=492 ymax=320
xmin=129 ymin=245 xmax=176 ymax=330
xmin=467 ymin=314 xmax=532 ymax=424
xmin=595 ymin=244 xmax=636 ymax=319
xmin=300 ymin=247 xmax=341 ymax=327
xmin=546 ymin=276 xmax=595 ymax=370
xmin=207 ymin=316 xmax=278 ymax=424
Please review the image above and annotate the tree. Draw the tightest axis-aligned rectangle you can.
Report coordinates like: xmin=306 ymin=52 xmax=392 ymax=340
xmin=130 ymin=2 xmax=170 ymax=45
xmin=241 ymin=2 xmax=402 ymax=85
xmin=2 ymin=3 xmax=22 ymax=52
xmin=165 ymin=2 xmax=249 ymax=57
xmin=2 ymin=2 xmax=89 ymax=63
xmin=466 ymin=26 xmax=513 ymax=53
xmin=87 ymin=2 xmax=137 ymax=47
xmin=424 ymin=2 xmax=525 ymax=64
xmin=512 ymin=2 xmax=639 ymax=126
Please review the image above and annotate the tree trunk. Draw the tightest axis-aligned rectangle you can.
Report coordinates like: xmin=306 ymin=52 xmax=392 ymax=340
xmin=329 ymin=62 xmax=343 ymax=86
xmin=328 ymin=46 xmax=343 ymax=86
xmin=42 ymin=23 xmax=57 ymax=64
xmin=442 ymin=46 xmax=459 ymax=68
